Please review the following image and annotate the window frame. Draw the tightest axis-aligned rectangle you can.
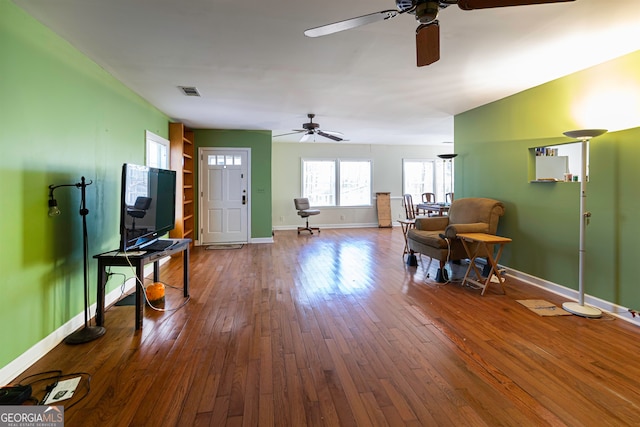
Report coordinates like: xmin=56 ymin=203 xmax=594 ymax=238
xmin=301 ymin=158 xmax=373 ymax=207
xmin=402 ymin=158 xmax=437 ymax=202
xmin=145 ymin=130 xmax=170 ymax=169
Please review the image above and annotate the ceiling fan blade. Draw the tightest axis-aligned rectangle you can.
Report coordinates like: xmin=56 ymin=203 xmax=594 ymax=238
xmin=304 ymin=10 xmax=398 ymax=38
xmin=416 ymin=23 xmax=440 ymax=67
xmin=299 ymin=133 xmax=313 ymax=143
xmin=319 ymin=130 xmax=344 ymax=137
xmin=316 ymin=130 xmax=344 ymax=142
xmin=273 ymin=130 xmax=304 ymax=138
xmin=458 ymin=0 xmax=575 ymax=10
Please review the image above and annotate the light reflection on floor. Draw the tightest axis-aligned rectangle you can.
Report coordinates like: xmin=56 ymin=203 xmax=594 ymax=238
xmin=296 ymin=236 xmax=375 ymax=297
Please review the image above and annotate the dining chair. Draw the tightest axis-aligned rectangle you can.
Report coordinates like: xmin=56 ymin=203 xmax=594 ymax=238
xmin=402 ymin=194 xmax=417 ymax=220
xmin=421 ymin=192 xmax=435 ymax=203
xmin=417 ymin=192 xmax=436 ymax=215
xmin=445 ymin=192 xmax=454 ymax=204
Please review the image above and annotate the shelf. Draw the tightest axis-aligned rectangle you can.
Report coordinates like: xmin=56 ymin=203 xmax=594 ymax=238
xmin=530 ymin=180 xmax=578 ymax=184
xmin=169 ymin=122 xmax=195 ymax=246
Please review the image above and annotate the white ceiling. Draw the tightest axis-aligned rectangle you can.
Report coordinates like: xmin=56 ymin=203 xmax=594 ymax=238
xmin=13 ymin=0 xmax=640 ymax=145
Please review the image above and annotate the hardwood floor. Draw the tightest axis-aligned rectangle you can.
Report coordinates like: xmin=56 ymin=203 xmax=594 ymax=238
xmin=13 ymin=227 xmax=640 ymax=426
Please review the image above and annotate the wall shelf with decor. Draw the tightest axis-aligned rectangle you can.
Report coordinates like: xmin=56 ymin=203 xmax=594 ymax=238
xmin=528 ymin=142 xmax=582 ymax=184
xmin=169 ymin=122 xmax=195 ymax=245
xmin=530 ymin=179 xmax=559 ymax=183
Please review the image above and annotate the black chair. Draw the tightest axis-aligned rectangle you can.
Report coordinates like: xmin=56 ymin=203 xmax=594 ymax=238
xmin=126 ymin=196 xmax=152 ymax=230
xmin=294 ymin=198 xmax=320 ymax=234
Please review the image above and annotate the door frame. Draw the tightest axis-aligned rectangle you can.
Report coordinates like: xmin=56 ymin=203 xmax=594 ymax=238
xmin=198 ymin=147 xmax=252 ymax=245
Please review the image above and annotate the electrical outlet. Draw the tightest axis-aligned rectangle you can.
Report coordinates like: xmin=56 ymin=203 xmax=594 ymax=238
xmin=279 ymin=216 xmax=284 ymax=222
xmin=340 ymin=215 xmax=345 ymax=220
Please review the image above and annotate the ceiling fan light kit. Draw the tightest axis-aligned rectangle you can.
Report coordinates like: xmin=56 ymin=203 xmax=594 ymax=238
xmin=305 ymin=0 xmax=576 ymax=67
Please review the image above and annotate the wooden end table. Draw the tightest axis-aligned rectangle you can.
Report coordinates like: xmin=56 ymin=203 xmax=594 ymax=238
xmin=457 ymin=233 xmax=512 ymax=295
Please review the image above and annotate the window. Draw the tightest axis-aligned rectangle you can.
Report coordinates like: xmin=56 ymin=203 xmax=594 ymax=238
xmin=145 ymin=131 xmax=169 ymax=169
xmin=302 ymin=159 xmax=372 ymax=207
xmin=339 ymin=161 xmax=371 ymax=206
xmin=403 ymin=159 xmax=436 ymax=202
xmin=207 ymin=154 xmax=242 ymax=166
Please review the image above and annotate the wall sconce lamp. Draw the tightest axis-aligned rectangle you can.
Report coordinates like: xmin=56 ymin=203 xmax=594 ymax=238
xmin=561 ymin=129 xmax=608 ymax=318
xmin=48 ymin=177 xmax=106 ymax=344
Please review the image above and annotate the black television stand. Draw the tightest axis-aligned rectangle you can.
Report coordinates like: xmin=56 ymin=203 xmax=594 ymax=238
xmin=94 ymin=238 xmax=190 ymax=330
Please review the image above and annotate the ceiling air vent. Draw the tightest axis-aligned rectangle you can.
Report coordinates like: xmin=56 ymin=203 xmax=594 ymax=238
xmin=178 ymin=86 xmax=200 ymax=97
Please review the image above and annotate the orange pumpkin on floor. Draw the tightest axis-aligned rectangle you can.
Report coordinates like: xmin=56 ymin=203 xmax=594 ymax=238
xmin=145 ymin=282 xmax=165 ymax=307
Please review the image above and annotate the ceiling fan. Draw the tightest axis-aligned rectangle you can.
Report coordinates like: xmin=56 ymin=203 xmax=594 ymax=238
xmin=304 ymin=0 xmax=575 ymax=67
xmin=274 ymin=114 xmax=346 ymax=142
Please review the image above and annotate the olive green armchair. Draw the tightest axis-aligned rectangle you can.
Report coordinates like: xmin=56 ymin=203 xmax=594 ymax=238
xmin=407 ymin=197 xmax=505 ymax=282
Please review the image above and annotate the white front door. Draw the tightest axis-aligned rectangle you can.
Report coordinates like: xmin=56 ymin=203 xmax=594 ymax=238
xmin=200 ymin=148 xmax=250 ymax=244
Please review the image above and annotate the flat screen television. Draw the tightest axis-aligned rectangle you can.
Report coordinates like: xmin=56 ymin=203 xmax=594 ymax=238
xmin=119 ymin=163 xmax=177 ymax=251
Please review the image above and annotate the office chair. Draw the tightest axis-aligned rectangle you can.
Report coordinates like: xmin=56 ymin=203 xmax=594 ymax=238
xmin=126 ymin=196 xmax=152 ymax=230
xmin=294 ymin=198 xmax=320 ymax=234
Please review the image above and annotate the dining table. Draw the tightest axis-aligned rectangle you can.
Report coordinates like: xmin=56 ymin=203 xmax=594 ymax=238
xmin=415 ymin=202 xmax=450 ymax=216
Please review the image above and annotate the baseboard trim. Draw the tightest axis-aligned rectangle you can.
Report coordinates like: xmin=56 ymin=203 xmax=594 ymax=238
xmin=0 ymin=259 xmax=165 ymax=385
xmin=504 ymin=267 xmax=640 ymax=326
xmin=250 ymin=237 xmax=274 ymax=244
xmin=272 ymin=223 xmax=379 ymax=231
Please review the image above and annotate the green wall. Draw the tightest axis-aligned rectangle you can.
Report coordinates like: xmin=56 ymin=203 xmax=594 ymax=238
xmin=194 ymin=130 xmax=273 ymax=239
xmin=455 ymin=50 xmax=640 ymax=309
xmin=1 ymin=1 xmax=169 ymax=371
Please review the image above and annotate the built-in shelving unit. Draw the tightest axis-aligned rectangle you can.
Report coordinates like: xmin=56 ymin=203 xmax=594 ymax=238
xmin=169 ymin=122 xmax=195 ymax=245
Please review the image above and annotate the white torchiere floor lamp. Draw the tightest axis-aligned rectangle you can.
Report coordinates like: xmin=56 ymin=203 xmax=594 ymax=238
xmin=561 ymin=129 xmax=608 ymax=318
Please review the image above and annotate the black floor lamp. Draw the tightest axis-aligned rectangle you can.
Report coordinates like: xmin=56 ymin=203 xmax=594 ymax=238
xmin=49 ymin=176 xmax=106 ymax=344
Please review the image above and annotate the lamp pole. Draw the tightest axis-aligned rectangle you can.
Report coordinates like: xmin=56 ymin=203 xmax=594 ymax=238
xmin=437 ymin=153 xmax=457 ymax=201
xmin=561 ymin=129 xmax=607 ymax=318
xmin=49 ymin=177 xmax=106 ymax=343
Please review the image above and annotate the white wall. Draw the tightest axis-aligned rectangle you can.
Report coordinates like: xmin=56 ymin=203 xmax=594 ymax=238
xmin=542 ymin=142 xmax=582 ymax=180
xmin=272 ymin=142 xmax=448 ymax=229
